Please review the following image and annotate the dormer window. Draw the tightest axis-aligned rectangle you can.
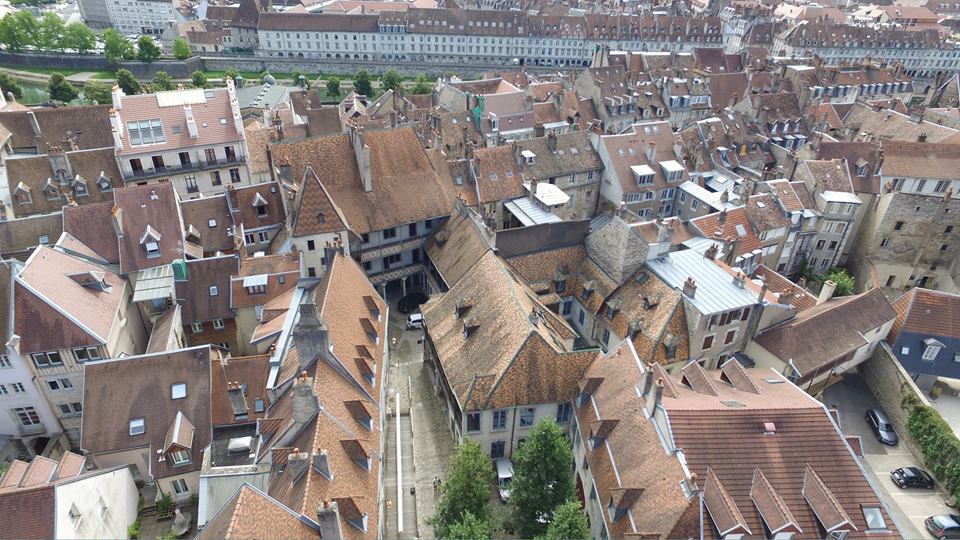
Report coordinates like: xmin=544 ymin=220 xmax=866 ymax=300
xmin=140 ymin=225 xmax=162 ymax=258
xmin=14 ymin=185 xmax=31 ymax=205
xmin=98 ymin=174 xmax=112 ymax=192
xmin=74 ymin=179 xmax=88 ymax=197
xmin=145 ymin=241 xmax=161 ymax=258
xmin=129 ymin=418 xmax=145 ymax=435
xmin=170 ymin=449 xmax=191 ymax=465
xmin=44 ymin=181 xmax=59 ymax=201
xmin=922 ymin=338 xmax=944 ymax=361
xmin=317 ymin=211 xmax=326 ymax=223
xmin=253 ymin=193 xmax=269 ymax=217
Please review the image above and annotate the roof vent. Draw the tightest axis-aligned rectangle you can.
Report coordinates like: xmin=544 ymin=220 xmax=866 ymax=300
xmin=763 ymin=422 xmax=776 ymax=435
xmin=227 ymin=436 xmax=253 ymax=454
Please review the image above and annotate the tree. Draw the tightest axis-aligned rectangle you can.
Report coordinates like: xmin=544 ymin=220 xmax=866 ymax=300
xmin=0 ymin=73 xmax=23 ymax=100
xmin=38 ymin=12 xmax=64 ymax=51
xmin=152 ymin=71 xmax=174 ymax=91
xmin=12 ymin=10 xmax=40 ymax=49
xmin=325 ymin=76 xmax=340 ymax=98
xmin=291 ymin=70 xmax=306 ymax=87
xmin=446 ymin=512 xmax=493 ymax=540
xmin=63 ymin=22 xmax=96 ymax=54
xmin=822 ymin=267 xmax=855 ymax=297
xmin=411 ymin=74 xmax=432 ymax=94
xmin=82 ymin=81 xmax=112 ymax=104
xmin=224 ymin=68 xmax=239 ymax=81
xmin=191 ymin=70 xmax=208 ymax=89
xmin=0 ymin=14 xmax=26 ymax=51
xmin=540 ymin=500 xmax=590 ymax=540
xmin=103 ymin=29 xmax=133 ymax=63
xmin=115 ymin=68 xmax=141 ymax=95
xmin=381 ymin=69 xmax=402 ymax=92
xmin=136 ymin=35 xmax=161 ymax=62
xmin=172 ymin=37 xmax=191 ymax=60
xmin=431 ymin=439 xmax=493 ymax=538
xmin=47 ymin=73 xmax=78 ymax=102
xmin=353 ymin=69 xmax=372 ymax=97
xmin=510 ymin=420 xmax=575 ymax=538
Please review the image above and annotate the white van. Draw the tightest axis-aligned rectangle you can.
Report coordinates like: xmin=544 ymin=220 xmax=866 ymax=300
xmin=406 ymin=313 xmax=424 ymax=330
xmin=495 ymin=458 xmax=514 ymax=502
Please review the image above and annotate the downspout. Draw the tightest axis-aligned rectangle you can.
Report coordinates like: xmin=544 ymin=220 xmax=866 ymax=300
xmin=699 ymin=490 xmax=705 ymax=540
xmin=508 ymin=406 xmax=518 ymax=459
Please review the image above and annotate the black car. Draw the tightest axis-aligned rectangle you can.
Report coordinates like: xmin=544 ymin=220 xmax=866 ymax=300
xmin=926 ymin=515 xmax=960 ymax=539
xmin=865 ymin=408 xmax=899 ymax=445
xmin=891 ymin=467 xmax=935 ymax=489
xmin=397 ymin=292 xmax=429 ymax=314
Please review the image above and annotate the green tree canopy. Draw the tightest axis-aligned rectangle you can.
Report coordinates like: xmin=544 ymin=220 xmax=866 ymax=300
xmin=191 ymin=70 xmax=208 ymax=89
xmin=136 ymin=35 xmax=161 ymax=62
xmin=115 ymin=68 xmax=141 ymax=95
xmin=510 ymin=420 xmax=576 ymax=538
xmin=47 ymin=72 xmax=78 ymax=103
xmin=224 ymin=68 xmax=239 ymax=81
xmin=13 ymin=10 xmax=40 ymax=49
xmin=410 ymin=74 xmax=432 ymax=94
xmin=540 ymin=500 xmax=590 ymax=540
xmin=38 ymin=12 xmax=64 ymax=51
xmin=291 ymin=70 xmax=307 ymax=87
xmin=381 ymin=69 xmax=402 ymax=92
xmin=446 ymin=512 xmax=493 ymax=540
xmin=102 ymin=29 xmax=133 ymax=63
xmin=63 ymin=22 xmax=96 ymax=54
xmin=172 ymin=37 xmax=191 ymax=60
xmin=152 ymin=71 xmax=174 ymax=91
xmin=431 ymin=439 xmax=493 ymax=538
xmin=0 ymin=14 xmax=27 ymax=52
xmin=325 ymin=76 xmax=340 ymax=98
xmin=82 ymin=81 xmax=112 ymax=105
xmin=353 ymin=69 xmax=372 ymax=97
xmin=822 ymin=267 xmax=855 ymax=297
xmin=0 ymin=73 xmax=23 ymax=100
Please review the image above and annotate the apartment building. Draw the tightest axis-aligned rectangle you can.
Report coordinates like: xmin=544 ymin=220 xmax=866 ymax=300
xmin=103 ymin=0 xmax=182 ymax=35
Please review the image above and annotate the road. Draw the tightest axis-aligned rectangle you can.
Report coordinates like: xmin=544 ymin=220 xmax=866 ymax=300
xmin=824 ymin=375 xmax=951 ymax=539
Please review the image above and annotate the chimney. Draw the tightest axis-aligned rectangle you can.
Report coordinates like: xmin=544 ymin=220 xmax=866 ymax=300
xmin=918 ymin=132 xmax=927 ymax=143
xmin=26 ymin=111 xmax=40 ymax=138
xmin=290 ymin=373 xmax=320 ymax=430
xmin=111 ymin=206 xmax=123 ymax=237
xmin=704 ymin=242 xmax=718 ymax=260
xmin=546 ymin=131 xmax=558 ymax=152
xmin=111 ymin=85 xmax=124 ymax=110
xmin=184 ymin=105 xmax=199 ymax=139
xmin=733 ymin=270 xmax=746 ymax=288
xmin=758 ymin=106 xmax=769 ymax=127
xmin=226 ymin=79 xmax=245 ymax=137
xmin=312 ymin=448 xmax=332 ymax=479
xmin=353 ymin=129 xmax=372 ymax=192
xmin=817 ymin=280 xmax=837 ymax=305
xmin=286 ymin=450 xmax=309 ymax=480
xmin=682 ymin=277 xmax=697 ymax=298
xmin=317 ymin=501 xmax=343 ymax=540
xmin=757 ymin=276 xmax=768 ymax=303
xmin=645 ymin=141 xmax=657 ymax=162
xmin=644 ymin=379 xmax=664 ymax=418
xmin=528 ymin=178 xmax=539 ymax=203
xmin=292 ymin=302 xmax=329 ymax=368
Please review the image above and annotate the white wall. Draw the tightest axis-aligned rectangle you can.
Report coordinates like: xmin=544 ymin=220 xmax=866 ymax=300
xmin=54 ymin=467 xmax=139 ymax=540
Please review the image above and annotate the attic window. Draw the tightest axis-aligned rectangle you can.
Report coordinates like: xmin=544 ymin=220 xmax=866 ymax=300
xmin=347 ymin=514 xmax=369 ymax=533
xmin=209 ymin=285 xmax=219 ymax=296
xmin=254 ymin=399 xmax=265 ymax=413
xmin=208 ymin=219 xmax=217 ymax=228
xmin=38 ymin=235 xmax=49 ymax=244
xmin=98 ymin=175 xmax=112 ymax=192
xmin=219 ymin=117 xmax=227 ymax=125
xmin=171 ymin=124 xmax=183 ymax=134
xmin=317 ymin=212 xmax=326 ymax=223
xmin=145 ymin=241 xmax=161 ymax=259
xmin=171 ymin=383 xmax=187 ymax=399
xmin=15 ymin=189 xmax=31 ymax=205
xmin=129 ymin=418 xmax=145 ymax=435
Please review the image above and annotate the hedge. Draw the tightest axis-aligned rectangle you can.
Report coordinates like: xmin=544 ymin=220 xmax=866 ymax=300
xmin=907 ymin=403 xmax=960 ymax=500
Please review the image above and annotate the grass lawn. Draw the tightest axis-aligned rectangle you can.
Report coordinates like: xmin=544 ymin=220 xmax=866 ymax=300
xmin=0 ymin=64 xmax=113 ymax=78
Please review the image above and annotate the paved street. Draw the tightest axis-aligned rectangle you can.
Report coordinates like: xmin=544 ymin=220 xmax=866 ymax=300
xmin=383 ymin=300 xmax=456 ymax=539
xmin=824 ymin=375 xmax=950 ymax=539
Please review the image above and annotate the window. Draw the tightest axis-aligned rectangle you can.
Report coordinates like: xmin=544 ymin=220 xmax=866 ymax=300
xmin=185 ymin=175 xmax=198 ymax=193
xmin=702 ymin=335 xmax=715 ymax=350
xmin=894 ymin=221 xmax=905 ymax=231
xmin=942 ymin=244 xmax=949 ymax=251
xmin=254 ymin=399 xmax=265 ymax=413
xmin=170 ymin=449 xmax=191 ymax=465
xmin=467 ymin=412 xmax=481 ymax=432
xmin=258 ymin=231 xmax=269 ymax=242
xmin=58 ymin=403 xmax=81 ymax=415
xmin=0 ymin=385 xmax=5 ymax=395
xmin=212 ymin=171 xmax=222 ymax=186
xmin=190 ymin=323 xmax=203 ymax=333
xmin=171 ymin=478 xmax=189 ymax=495
xmin=361 ymin=233 xmax=370 ymax=243
xmin=256 ymin=204 xmax=267 ymax=217
xmin=73 ymin=347 xmax=101 ymax=362
xmin=556 ymin=402 xmax=572 ymax=423
xmin=491 ymin=440 xmax=505 ymax=458
xmin=31 ymin=351 xmax=63 ymax=368
xmin=307 ymin=240 xmax=316 ymax=251
xmin=307 ymin=267 xmax=316 ymax=277
xmin=724 ymin=329 xmax=736 ymax=345
xmin=520 ymin=407 xmax=535 ymax=427
xmin=209 ymin=285 xmax=219 ymax=296
xmin=578 ymin=309 xmax=585 ymax=325
xmin=127 ymin=119 xmax=165 ymax=146
xmin=171 ymin=383 xmax=187 ymax=399
xmin=602 ymin=328 xmax=610 ymax=345
xmin=244 ymin=233 xmax=256 ymax=245
xmin=556 ymin=279 xmax=566 ymax=293
xmin=129 ymin=418 xmax=145 ymax=435
xmin=880 ymin=237 xmax=890 ymax=248
xmin=14 ymin=407 xmax=40 ymax=426
xmin=862 ymin=507 xmax=887 ymax=531
xmin=47 ymin=378 xmax=73 ymax=391
xmin=922 ymin=344 xmax=941 ymax=361
xmin=229 ymin=169 xmax=241 ymax=183
xmin=816 ymin=240 xmax=826 ymax=250
xmin=11 ymin=382 xmax=25 ymax=393
xmin=213 ymin=319 xmax=225 ymax=330
xmin=562 ymin=301 xmax=572 ymax=316
xmin=383 ymin=227 xmax=397 ymax=239
xmin=145 ymin=241 xmax=161 ymax=259
xmin=0 ymin=355 xmax=9 ymax=368
xmin=492 ymin=410 xmax=507 ymax=431
xmin=409 ymin=223 xmax=417 ymax=236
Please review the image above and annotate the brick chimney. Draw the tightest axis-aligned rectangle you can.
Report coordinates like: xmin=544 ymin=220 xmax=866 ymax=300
xmin=682 ymin=277 xmax=697 ymax=298
xmin=292 ymin=302 xmax=329 ymax=369
xmin=317 ymin=500 xmax=343 ymax=540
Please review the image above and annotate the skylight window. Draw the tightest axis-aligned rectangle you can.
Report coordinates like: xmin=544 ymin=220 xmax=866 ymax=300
xmin=129 ymin=418 xmax=145 ymax=435
xmin=171 ymin=383 xmax=187 ymax=399
xmin=127 ymin=120 xmax=165 ymax=146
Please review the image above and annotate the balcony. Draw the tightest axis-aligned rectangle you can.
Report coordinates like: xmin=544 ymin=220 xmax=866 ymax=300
xmin=17 ymin=423 xmax=45 ymax=436
xmin=359 ymin=237 xmax=424 ymax=262
xmin=123 ymin=157 xmax=245 ymax=182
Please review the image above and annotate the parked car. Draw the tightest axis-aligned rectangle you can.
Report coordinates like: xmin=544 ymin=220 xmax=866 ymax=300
xmin=865 ymin=408 xmax=899 ymax=445
xmin=891 ymin=467 xmax=935 ymax=489
xmin=926 ymin=515 xmax=960 ymax=539
xmin=495 ymin=458 xmax=513 ymax=502
xmin=398 ymin=292 xmax=428 ymax=314
xmin=406 ymin=313 xmax=423 ymax=330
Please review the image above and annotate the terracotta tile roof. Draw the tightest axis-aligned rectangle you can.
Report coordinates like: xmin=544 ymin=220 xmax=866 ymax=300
xmin=0 ymin=212 xmax=62 ymax=260
xmin=54 ymin=451 xmax=86 ymax=479
xmin=472 ymin=145 xmax=523 ymax=204
xmin=82 ymin=346 xmax=215 ymax=480
xmin=880 ymin=141 xmax=960 ymax=180
xmin=197 ymin=483 xmax=317 ymax=540
xmin=704 ymin=467 xmax=751 ymax=536
xmin=815 ymin=142 xmax=882 ymax=194
xmin=15 ymin=246 xmax=126 ymax=353
xmin=796 ymin=159 xmax=856 ymax=193
xmin=752 ymin=265 xmax=817 ymax=312
xmin=271 ymin=129 xmax=455 ymax=234
xmin=690 ymin=207 xmax=763 ymax=256
xmin=6 ymin=147 xmax=122 ymax=218
xmin=526 ymin=81 xmax=563 ymax=102
xmin=0 ymin=105 xmax=114 ymax=152
xmin=752 ymin=288 xmax=896 ymax=377
xmin=744 ymin=193 xmax=790 ymax=232
xmin=422 ymin=251 xmax=590 ymax=410
xmin=146 ymin=304 xmax=181 ymax=353
xmin=600 ymin=121 xmax=688 ymax=196
xmin=887 ymin=287 xmax=960 ymax=343
xmin=291 ymin=168 xmax=348 ymax=237
xmin=230 ymin=253 xmax=299 ymax=310
xmin=750 ymin=467 xmax=802 ymax=534
xmin=709 ymin=73 xmax=749 ymax=111
xmin=763 ymin=179 xmax=805 ymax=212
xmin=0 ymin=485 xmax=55 ymax=539
xmin=606 ymin=269 xmax=690 ymax=366
xmin=62 ymin=202 xmax=117 ymax=263
xmin=424 ymin=210 xmax=493 ymax=288
xmin=227 ymin=182 xmax=286 ymax=231
xmin=181 ymin=195 xmax=235 ymax=253
xmin=244 ymin=125 xmax=272 ymax=176
xmin=506 ymin=244 xmax=587 ymax=287
xmin=17 ymin=456 xmax=57 ymax=487
xmin=211 ymin=354 xmax=272 ymax=425
xmin=176 ymin=254 xmax=238 ymax=323
xmin=790 ymin=181 xmax=816 ymax=209
xmin=114 ymin=182 xmax=185 ymax=273
xmin=840 ymin=103 xmax=958 ymax=143
xmin=514 ymin=131 xmax=602 ymax=181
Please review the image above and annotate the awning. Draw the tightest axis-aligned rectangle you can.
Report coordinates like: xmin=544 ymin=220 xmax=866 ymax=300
xmin=242 ymin=274 xmax=269 ymax=287
xmin=504 ymin=198 xmax=563 ymax=227
xmin=132 ymin=265 xmax=175 ymax=303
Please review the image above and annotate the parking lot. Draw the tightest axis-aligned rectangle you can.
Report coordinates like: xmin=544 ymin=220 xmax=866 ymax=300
xmin=824 ymin=375 xmax=952 ymax=539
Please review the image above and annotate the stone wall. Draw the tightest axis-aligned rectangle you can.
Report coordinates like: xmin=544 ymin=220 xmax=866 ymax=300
xmin=201 ymin=55 xmax=561 ymax=78
xmin=0 ymin=51 xmax=112 ymax=70
xmin=858 ymin=342 xmax=929 ymax=458
xmin=118 ymin=57 xmax=204 ymax=79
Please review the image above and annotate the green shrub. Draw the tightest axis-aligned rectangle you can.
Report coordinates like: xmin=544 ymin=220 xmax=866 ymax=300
xmin=127 ymin=517 xmax=141 ymax=539
xmin=156 ymin=493 xmax=174 ymax=514
xmin=907 ymin=404 xmax=960 ymax=501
